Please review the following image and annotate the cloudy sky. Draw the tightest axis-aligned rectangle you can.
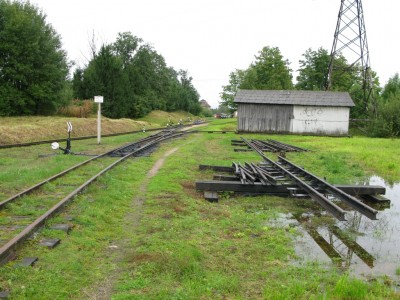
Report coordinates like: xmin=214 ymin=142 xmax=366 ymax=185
xmin=31 ymin=0 xmax=400 ymax=108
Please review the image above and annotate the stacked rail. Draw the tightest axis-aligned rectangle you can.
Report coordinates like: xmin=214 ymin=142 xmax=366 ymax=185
xmin=245 ymin=137 xmax=378 ymax=221
xmin=196 ymin=137 xmax=384 ymax=221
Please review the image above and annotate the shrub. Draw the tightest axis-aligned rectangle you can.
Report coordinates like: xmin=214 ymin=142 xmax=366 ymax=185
xmin=367 ymin=93 xmax=400 ymax=137
xmin=58 ymin=99 xmax=95 ymax=118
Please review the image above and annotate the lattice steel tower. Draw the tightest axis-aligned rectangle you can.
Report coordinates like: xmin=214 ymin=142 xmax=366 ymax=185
xmin=326 ymin=0 xmax=373 ymax=113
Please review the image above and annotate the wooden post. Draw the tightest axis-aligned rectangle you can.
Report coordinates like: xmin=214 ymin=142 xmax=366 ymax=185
xmin=94 ymin=96 xmax=104 ymax=144
xmin=97 ymin=102 xmax=101 ymax=144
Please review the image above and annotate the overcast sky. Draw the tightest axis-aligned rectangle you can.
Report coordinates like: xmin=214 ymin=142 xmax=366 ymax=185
xmin=31 ymin=0 xmax=400 ymax=108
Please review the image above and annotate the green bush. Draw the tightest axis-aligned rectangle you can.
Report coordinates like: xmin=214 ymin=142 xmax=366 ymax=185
xmin=367 ymin=93 xmax=400 ymax=137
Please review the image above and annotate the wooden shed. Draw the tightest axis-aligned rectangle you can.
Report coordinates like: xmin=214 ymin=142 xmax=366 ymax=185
xmin=234 ymin=90 xmax=355 ymax=135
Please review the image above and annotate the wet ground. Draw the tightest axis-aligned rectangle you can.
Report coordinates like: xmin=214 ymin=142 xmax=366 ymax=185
xmin=287 ymin=176 xmax=400 ymax=280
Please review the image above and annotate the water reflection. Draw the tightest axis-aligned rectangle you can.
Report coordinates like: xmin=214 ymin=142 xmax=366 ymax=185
xmin=294 ymin=175 xmax=400 ymax=279
xmin=295 ymin=213 xmax=374 ymax=269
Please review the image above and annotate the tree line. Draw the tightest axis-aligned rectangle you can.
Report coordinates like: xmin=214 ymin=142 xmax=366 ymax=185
xmin=0 ymin=0 xmax=201 ymax=118
xmin=1 ymin=1 xmax=399 ymax=136
xmin=72 ymin=32 xmax=201 ymax=118
xmin=220 ymin=46 xmax=400 ymax=137
xmin=0 ymin=0 xmax=69 ymax=115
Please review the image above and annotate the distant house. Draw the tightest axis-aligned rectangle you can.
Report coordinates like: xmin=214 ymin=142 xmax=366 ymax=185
xmin=199 ymin=99 xmax=211 ymax=110
xmin=214 ymin=113 xmax=230 ymax=119
xmin=234 ymin=90 xmax=355 ymax=135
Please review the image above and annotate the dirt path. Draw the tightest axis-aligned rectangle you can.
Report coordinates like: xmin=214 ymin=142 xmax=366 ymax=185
xmin=132 ymin=147 xmax=179 ymax=226
xmin=147 ymin=147 xmax=179 ymax=177
xmin=83 ymin=147 xmax=179 ymax=299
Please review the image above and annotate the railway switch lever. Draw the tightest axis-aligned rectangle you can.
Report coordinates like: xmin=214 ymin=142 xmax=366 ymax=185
xmin=50 ymin=122 xmax=72 ymax=154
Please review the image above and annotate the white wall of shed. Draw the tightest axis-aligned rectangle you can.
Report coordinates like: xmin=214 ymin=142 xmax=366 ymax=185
xmin=291 ymin=106 xmax=350 ymax=135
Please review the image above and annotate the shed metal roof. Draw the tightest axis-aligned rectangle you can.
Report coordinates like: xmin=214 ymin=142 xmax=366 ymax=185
xmin=234 ymin=90 xmax=355 ymax=107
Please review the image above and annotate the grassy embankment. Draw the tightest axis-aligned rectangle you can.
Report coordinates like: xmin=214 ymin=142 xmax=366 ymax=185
xmin=0 ymin=110 xmax=198 ymax=145
xmin=0 ymin=116 xmax=399 ymax=299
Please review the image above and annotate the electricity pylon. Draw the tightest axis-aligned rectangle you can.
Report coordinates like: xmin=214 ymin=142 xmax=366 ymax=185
xmin=325 ymin=0 xmax=373 ymax=114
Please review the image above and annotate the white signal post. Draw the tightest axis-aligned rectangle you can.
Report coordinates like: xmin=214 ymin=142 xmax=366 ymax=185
xmin=94 ymin=96 xmax=104 ymax=144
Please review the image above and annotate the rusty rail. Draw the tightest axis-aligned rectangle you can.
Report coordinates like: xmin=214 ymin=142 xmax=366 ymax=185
xmin=0 ymin=130 xmax=184 ymax=265
xmin=233 ymin=138 xmax=308 ymax=153
xmin=241 ymin=137 xmax=378 ymax=221
xmin=0 ymin=130 xmax=181 ymax=209
xmin=278 ymin=156 xmax=378 ymax=220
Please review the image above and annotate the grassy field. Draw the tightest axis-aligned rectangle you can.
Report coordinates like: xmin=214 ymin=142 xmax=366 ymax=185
xmin=0 ymin=117 xmax=399 ymax=299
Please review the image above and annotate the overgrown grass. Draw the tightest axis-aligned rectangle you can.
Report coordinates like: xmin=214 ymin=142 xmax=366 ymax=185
xmin=138 ymin=110 xmax=200 ymax=126
xmin=0 ymin=110 xmax=195 ymax=144
xmin=0 ymin=118 xmax=399 ymax=298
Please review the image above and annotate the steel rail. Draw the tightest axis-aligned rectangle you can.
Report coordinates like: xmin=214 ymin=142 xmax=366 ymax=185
xmin=253 ymin=139 xmax=284 ymax=152
xmin=106 ymin=129 xmax=169 ymax=154
xmin=251 ymin=139 xmax=279 ymax=152
xmin=278 ymin=156 xmax=378 ymax=220
xmin=109 ymin=129 xmax=180 ymax=156
xmin=0 ymin=154 xmax=105 ymax=209
xmin=243 ymin=138 xmax=307 ymax=153
xmin=0 ymin=130 xmax=182 ymax=265
xmin=329 ymin=225 xmax=375 ymax=267
xmin=0 ymin=130 xmax=179 ymax=209
xmin=0 ymin=127 xmax=166 ymax=149
xmin=267 ymin=139 xmax=307 ymax=152
xmin=241 ymin=137 xmax=347 ymax=221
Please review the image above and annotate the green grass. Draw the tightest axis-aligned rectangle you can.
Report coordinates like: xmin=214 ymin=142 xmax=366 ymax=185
xmin=201 ymin=118 xmax=238 ymax=131
xmin=0 ymin=118 xmax=399 ymax=298
xmin=0 ymin=155 xmax=154 ymax=298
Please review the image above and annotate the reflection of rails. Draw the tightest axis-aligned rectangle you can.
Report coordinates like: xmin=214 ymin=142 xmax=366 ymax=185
xmin=296 ymin=214 xmax=374 ymax=268
xmin=241 ymin=137 xmax=378 ymax=221
xmin=0 ymin=130 xmax=184 ymax=265
xmin=302 ymin=225 xmax=343 ymax=264
xmin=330 ymin=225 xmax=374 ymax=268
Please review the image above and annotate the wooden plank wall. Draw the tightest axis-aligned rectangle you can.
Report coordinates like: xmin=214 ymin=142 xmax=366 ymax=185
xmin=237 ymin=104 xmax=293 ymax=132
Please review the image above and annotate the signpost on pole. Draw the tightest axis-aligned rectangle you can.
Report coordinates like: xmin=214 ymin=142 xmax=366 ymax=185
xmin=94 ymin=96 xmax=104 ymax=144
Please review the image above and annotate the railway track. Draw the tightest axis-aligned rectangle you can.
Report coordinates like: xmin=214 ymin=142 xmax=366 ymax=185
xmin=0 ymin=127 xmax=164 ymax=149
xmin=0 ymin=128 xmax=185 ymax=265
xmin=240 ymin=137 xmax=378 ymax=221
xmin=233 ymin=138 xmax=308 ymax=153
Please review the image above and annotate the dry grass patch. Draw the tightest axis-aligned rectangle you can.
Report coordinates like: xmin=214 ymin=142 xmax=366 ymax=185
xmin=0 ymin=116 xmax=149 ymax=144
xmin=0 ymin=110 xmax=196 ymax=145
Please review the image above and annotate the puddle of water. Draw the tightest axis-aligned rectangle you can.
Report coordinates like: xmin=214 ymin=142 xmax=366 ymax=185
xmin=293 ymin=175 xmax=400 ymax=280
xmin=269 ymin=213 xmax=299 ymax=228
